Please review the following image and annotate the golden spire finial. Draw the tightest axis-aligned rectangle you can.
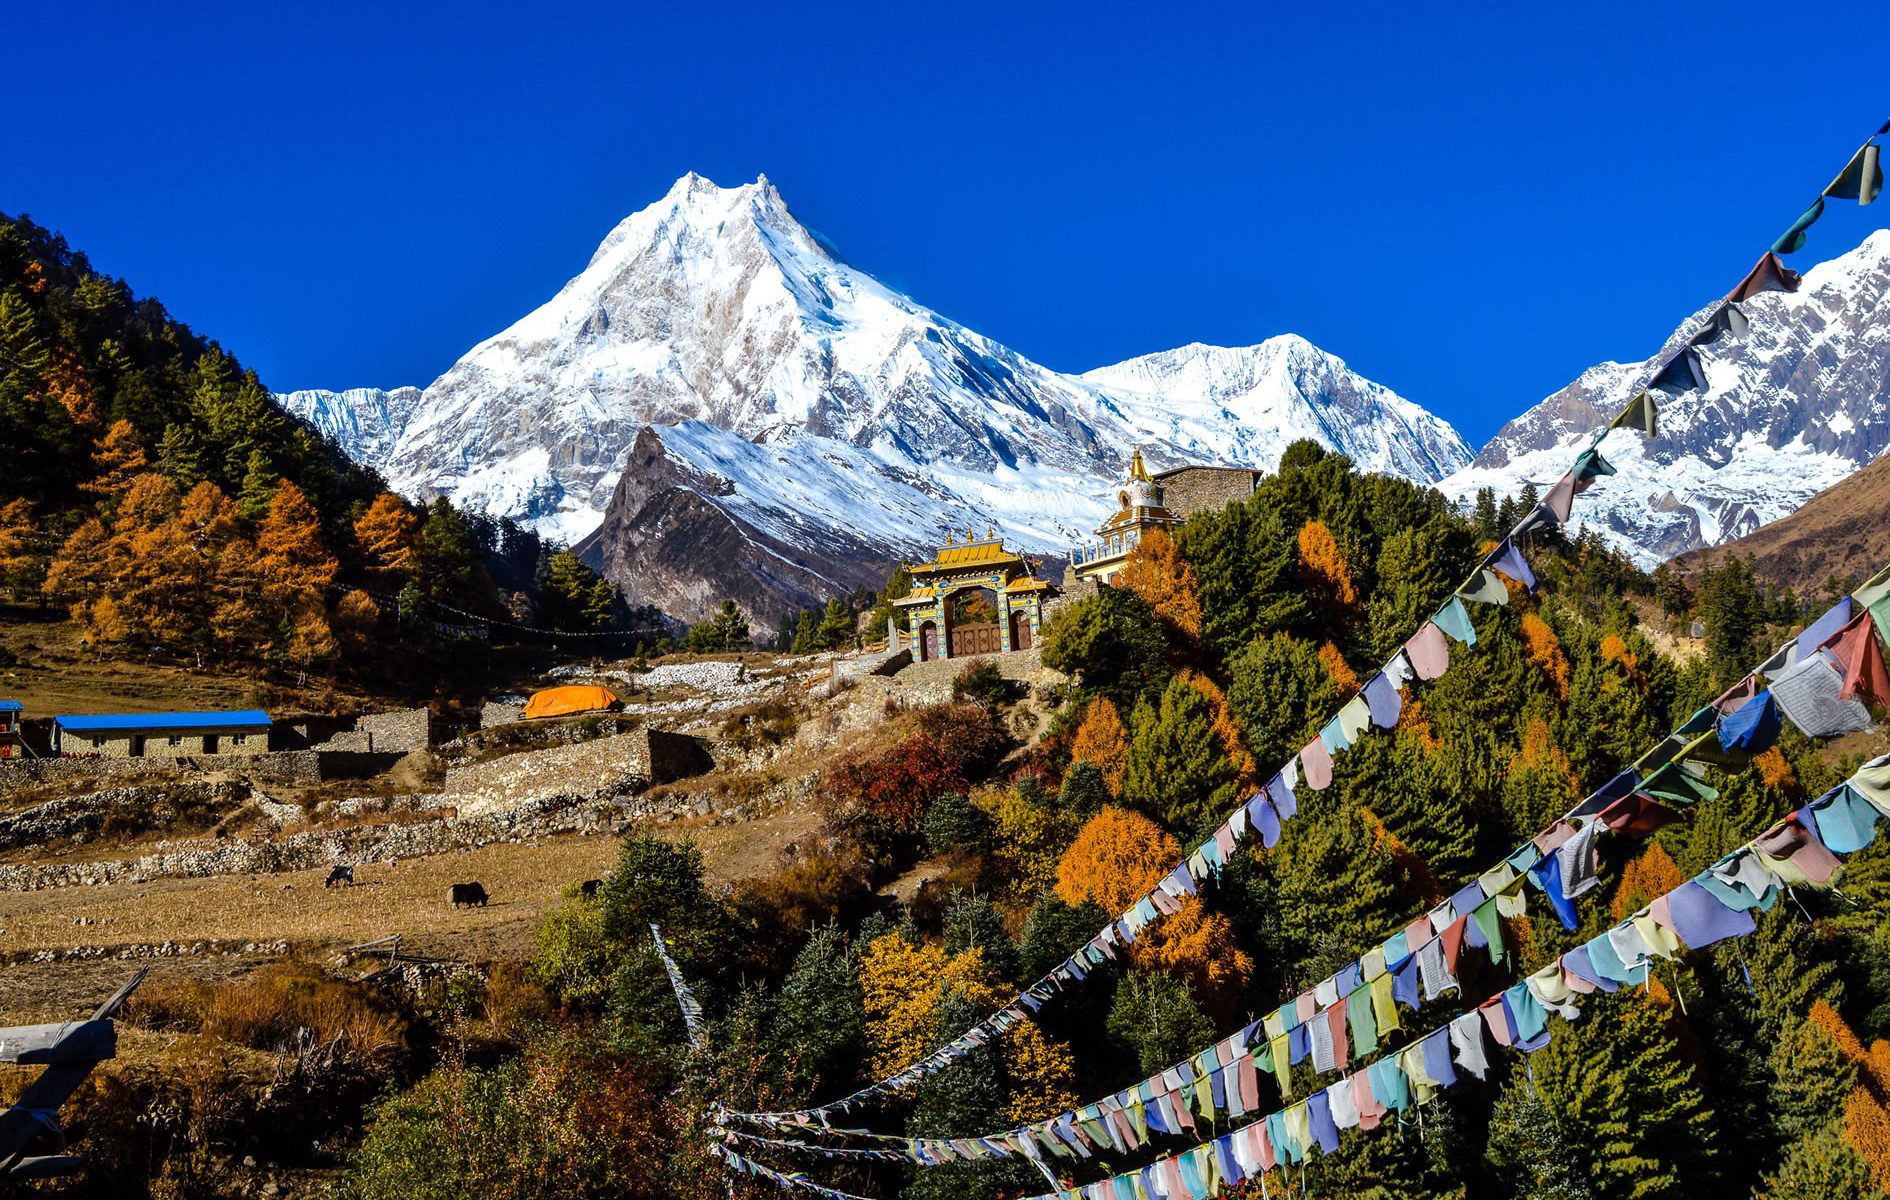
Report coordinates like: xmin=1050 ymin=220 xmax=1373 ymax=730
xmin=987 ymin=524 xmax=995 ymax=540
xmin=1129 ymin=446 xmax=1150 ymax=482
xmin=946 ymin=529 xmax=955 ymax=545
xmin=967 ymin=524 xmax=975 ymax=542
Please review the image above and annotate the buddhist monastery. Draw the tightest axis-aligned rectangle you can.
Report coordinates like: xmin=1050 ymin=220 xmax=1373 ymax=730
xmin=1068 ymin=448 xmax=1183 ymax=585
xmin=894 ymin=527 xmax=1057 ymax=662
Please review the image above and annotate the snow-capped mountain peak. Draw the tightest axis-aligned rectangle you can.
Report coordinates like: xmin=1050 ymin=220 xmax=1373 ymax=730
xmin=282 ymin=172 xmax=1472 ymax=620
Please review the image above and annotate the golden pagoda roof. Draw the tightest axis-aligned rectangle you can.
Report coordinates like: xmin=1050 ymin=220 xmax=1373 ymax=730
xmin=1004 ymin=576 xmax=1053 ymax=593
xmin=909 ymin=538 xmax=1023 ymax=575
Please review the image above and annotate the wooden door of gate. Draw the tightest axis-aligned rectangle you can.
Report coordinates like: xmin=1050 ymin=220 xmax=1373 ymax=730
xmin=950 ymin=622 xmax=1001 ymax=657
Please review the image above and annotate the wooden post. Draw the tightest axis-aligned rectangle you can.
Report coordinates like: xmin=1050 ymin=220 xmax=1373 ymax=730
xmin=0 ymin=968 xmax=145 ymax=1181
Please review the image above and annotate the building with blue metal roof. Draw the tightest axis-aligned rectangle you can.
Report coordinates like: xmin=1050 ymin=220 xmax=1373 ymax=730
xmin=0 ymin=701 xmax=21 ymax=760
xmin=52 ymin=710 xmax=272 ymax=759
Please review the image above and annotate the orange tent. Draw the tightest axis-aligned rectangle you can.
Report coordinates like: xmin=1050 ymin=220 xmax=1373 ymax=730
xmin=522 ymin=684 xmax=622 ymax=720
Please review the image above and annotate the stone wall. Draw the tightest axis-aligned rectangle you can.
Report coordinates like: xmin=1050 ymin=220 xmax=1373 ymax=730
xmin=882 ymin=646 xmax=1064 ymax=706
xmin=480 ymin=700 xmax=526 ymax=729
xmin=1156 ymin=466 xmax=1261 ymax=518
xmin=313 ymin=707 xmax=431 ymax=753
xmin=0 ymin=748 xmax=398 ymax=796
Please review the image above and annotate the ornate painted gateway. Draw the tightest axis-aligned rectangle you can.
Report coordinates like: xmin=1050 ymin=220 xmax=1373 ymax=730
xmin=893 ymin=530 xmax=1057 ymax=662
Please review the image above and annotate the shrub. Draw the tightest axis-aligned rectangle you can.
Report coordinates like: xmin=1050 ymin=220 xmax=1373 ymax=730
xmin=925 ymin=791 xmax=994 ymax=855
xmin=952 ymin=660 xmax=1012 ymax=709
xmin=336 ymin=1033 xmax=682 ymax=1200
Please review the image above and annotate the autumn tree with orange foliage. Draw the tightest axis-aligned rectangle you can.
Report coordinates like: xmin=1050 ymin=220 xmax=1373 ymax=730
xmin=1502 ymin=717 xmax=1581 ymax=832
xmin=256 ymin=480 xmax=338 ymax=668
xmin=354 ymin=492 xmax=422 ymax=584
xmin=1296 ymin=520 xmax=1358 ymax=608
xmin=1611 ymin=843 xmax=1689 ymax=919
xmin=1317 ymin=640 xmax=1358 ymax=691
xmin=83 ymin=419 xmax=149 ymax=497
xmin=1069 ymin=696 xmax=1130 ymax=794
xmin=1115 ymin=527 xmax=1203 ymax=643
xmin=1178 ymin=668 xmax=1258 ymax=792
xmin=1519 ymin=610 xmax=1571 ymax=700
xmin=0 ymin=498 xmax=38 ymax=597
xmin=1055 ymin=806 xmax=1252 ymax=1000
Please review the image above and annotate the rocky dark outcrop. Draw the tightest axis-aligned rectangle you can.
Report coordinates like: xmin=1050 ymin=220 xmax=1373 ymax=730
xmin=574 ymin=427 xmax=897 ymax=627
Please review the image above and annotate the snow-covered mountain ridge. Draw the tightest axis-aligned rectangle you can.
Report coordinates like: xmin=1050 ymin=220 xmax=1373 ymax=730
xmin=1443 ymin=230 xmax=1890 ymax=566
xmin=281 ymin=174 xmax=1471 ymax=583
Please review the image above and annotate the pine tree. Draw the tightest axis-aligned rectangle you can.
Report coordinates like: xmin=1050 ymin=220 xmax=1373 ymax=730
xmin=256 ymin=480 xmax=338 ymax=667
xmin=1491 ymin=992 xmax=1720 ymax=1199
xmin=1120 ymin=675 xmax=1237 ymax=834
xmin=155 ymin=422 xmax=206 ymax=487
xmin=1056 ymin=760 xmax=1109 ymax=816
xmin=1039 ymin=587 xmax=1173 ymax=710
xmin=1017 ymin=893 xmax=1107 ymax=980
xmin=1485 ymin=1085 xmax=1597 ymax=1200
xmin=788 ymin=610 xmax=819 ymax=654
xmin=1758 ymin=1121 xmax=1878 ymax=1200
xmin=1474 ymin=485 xmax=1500 ymax=538
xmin=1105 ymin=969 xmax=1215 ymax=1075
xmin=816 ymin=596 xmax=854 ymax=649
xmin=773 ymin=925 xmax=866 ymax=1095
xmin=924 ymin=792 xmax=993 ymax=855
xmin=942 ymin=892 xmax=1020 ymax=983
xmin=235 ymin=448 xmax=277 ymax=522
xmin=1364 ymin=525 xmax=1455 ymax=662
xmin=0 ymin=289 xmax=48 ymax=374
xmin=903 ymin=992 xmax=1037 ymax=1200
xmin=1227 ymin=632 xmax=1342 ymax=770
xmin=417 ymin=497 xmax=477 ymax=601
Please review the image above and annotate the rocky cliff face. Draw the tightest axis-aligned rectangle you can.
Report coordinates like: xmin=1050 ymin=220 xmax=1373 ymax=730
xmin=283 ymin=173 xmax=1471 ymax=620
xmin=1444 ymin=231 xmax=1890 ymax=566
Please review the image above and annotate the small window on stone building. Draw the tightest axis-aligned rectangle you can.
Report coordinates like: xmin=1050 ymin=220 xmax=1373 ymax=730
xmin=231 ymin=733 xmax=247 ymax=746
xmin=91 ymin=736 xmax=105 ymax=749
xmin=168 ymin=735 xmax=183 ymax=747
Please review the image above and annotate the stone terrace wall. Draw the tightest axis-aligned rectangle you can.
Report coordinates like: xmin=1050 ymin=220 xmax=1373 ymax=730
xmin=314 ymin=707 xmax=432 ymax=753
xmin=443 ymin=731 xmax=652 ymax=816
xmin=0 ymin=748 xmax=404 ymax=796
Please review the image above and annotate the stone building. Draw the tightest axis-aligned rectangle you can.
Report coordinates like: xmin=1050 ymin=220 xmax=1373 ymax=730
xmin=1068 ymin=451 xmax=1263 ymax=585
xmin=894 ymin=531 xmax=1058 ymax=662
xmin=1153 ymin=464 xmax=1262 ymax=517
xmin=52 ymin=711 xmax=273 ymax=759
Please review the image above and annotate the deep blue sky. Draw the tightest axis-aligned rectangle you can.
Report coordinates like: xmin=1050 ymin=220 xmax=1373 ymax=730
xmin=9 ymin=1 xmax=1887 ymax=445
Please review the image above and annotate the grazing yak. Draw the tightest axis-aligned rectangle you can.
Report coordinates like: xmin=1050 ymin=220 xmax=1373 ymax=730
xmin=324 ymin=865 xmax=354 ymax=888
xmin=580 ymin=879 xmax=603 ymax=900
xmin=450 ymin=882 xmax=489 ymax=908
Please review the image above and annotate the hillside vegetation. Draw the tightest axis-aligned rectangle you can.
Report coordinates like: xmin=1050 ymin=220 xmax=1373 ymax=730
xmin=0 ymin=212 xmax=643 ymax=691
xmin=82 ymin=441 xmax=1857 ymax=1200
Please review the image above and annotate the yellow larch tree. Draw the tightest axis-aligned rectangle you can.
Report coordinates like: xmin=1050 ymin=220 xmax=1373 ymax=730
xmin=1070 ymin=696 xmax=1130 ymax=794
xmin=353 ymin=492 xmax=421 ymax=584
xmin=1296 ymin=520 xmax=1358 ymax=608
xmin=1115 ymin=527 xmax=1203 ymax=643
xmin=82 ymin=419 xmax=150 ymax=497
xmin=1054 ymin=806 xmax=1252 ymax=1000
xmin=1520 ymin=611 xmax=1571 ymax=701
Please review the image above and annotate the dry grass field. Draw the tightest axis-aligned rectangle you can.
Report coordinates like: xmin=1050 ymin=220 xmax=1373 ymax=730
xmin=0 ymin=804 xmax=822 ymax=959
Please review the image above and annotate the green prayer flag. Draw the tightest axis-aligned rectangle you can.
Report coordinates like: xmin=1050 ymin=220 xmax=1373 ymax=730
xmin=1471 ymin=899 xmax=1506 ymax=965
xmin=1433 ymin=596 xmax=1478 ymax=645
xmin=1347 ymin=985 xmax=1378 ymax=1057
xmin=1609 ymin=390 xmax=1658 ymax=438
xmin=1572 ymin=447 xmax=1616 ymax=484
xmin=1641 ymin=758 xmax=1719 ymax=806
xmin=1773 ymin=197 xmax=1825 ymax=255
xmin=1826 ymin=142 xmax=1883 ymax=204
